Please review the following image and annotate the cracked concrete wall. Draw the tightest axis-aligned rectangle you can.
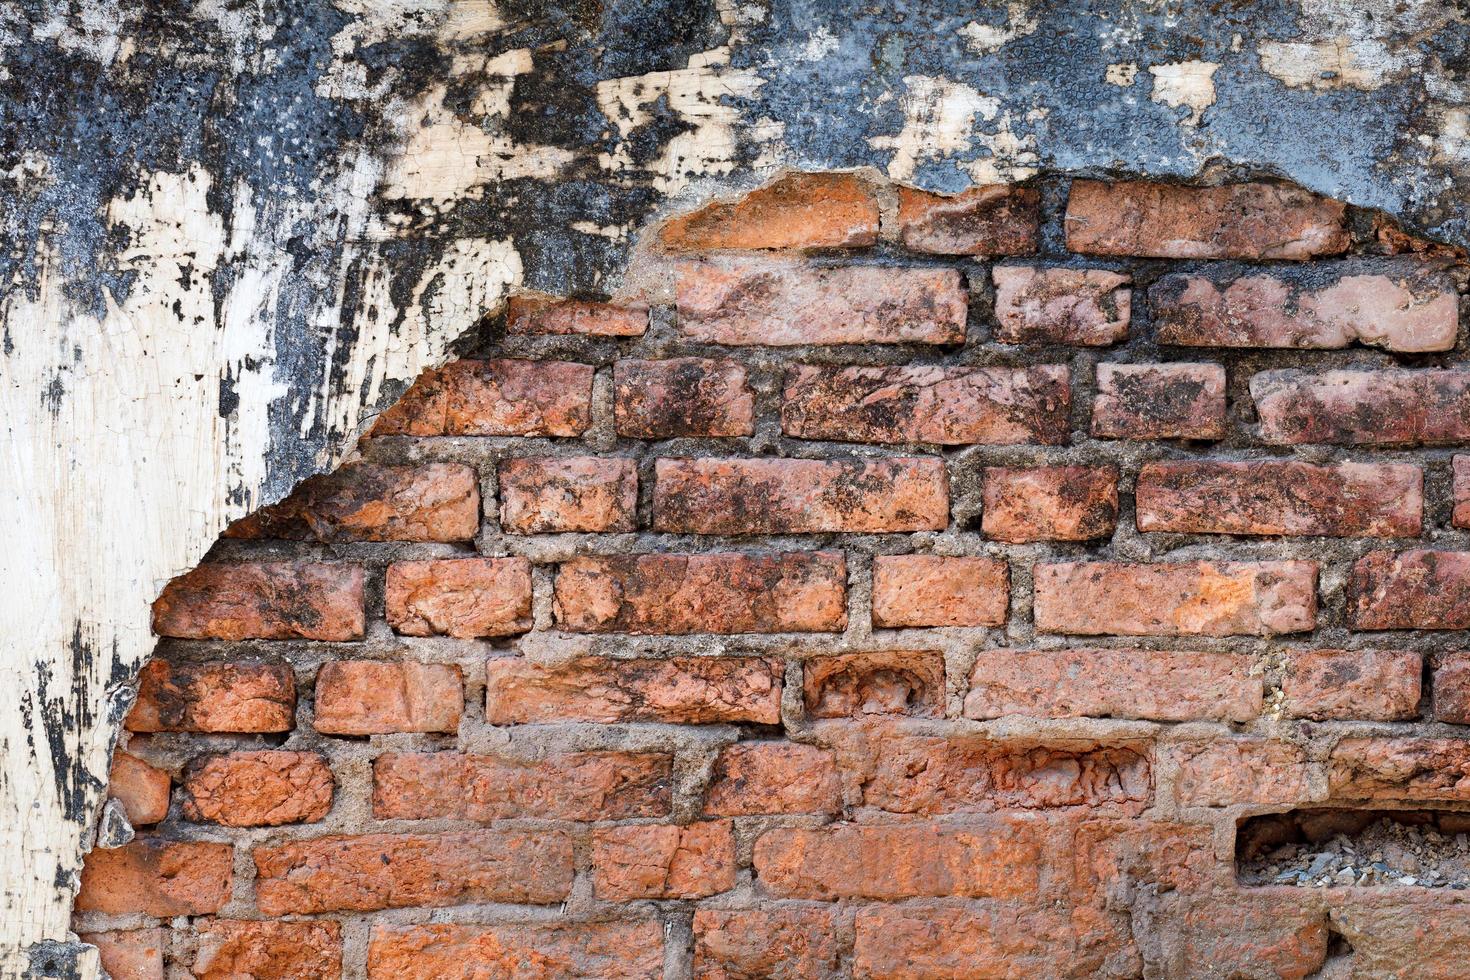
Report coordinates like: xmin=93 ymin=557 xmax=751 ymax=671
xmin=1 ymin=0 xmax=1468 ymax=975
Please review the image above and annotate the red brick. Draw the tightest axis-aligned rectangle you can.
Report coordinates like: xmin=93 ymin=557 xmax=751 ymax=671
xmin=1455 ymin=456 xmax=1470 ymax=528
xmin=1065 ymin=180 xmax=1349 ymax=259
xmin=505 ymin=293 xmax=647 ymax=336
xmin=313 ymin=660 xmax=462 ymax=735
xmin=499 ymin=456 xmax=637 ymax=533
xmin=1315 ymin=899 xmax=1470 ymax=979
xmin=126 ymin=659 xmax=296 ymax=734
xmin=370 ymin=359 xmax=593 ymax=436
xmin=1281 ymin=649 xmax=1422 ymax=721
xmin=553 ymin=552 xmax=846 ymax=634
xmin=613 ymin=357 xmax=755 ymax=438
xmin=782 ymin=364 xmax=1070 ymax=445
xmin=693 ymin=907 xmax=842 ymax=980
xmin=1433 ymin=652 xmax=1470 ymax=723
xmin=1252 ymin=369 xmax=1470 ymax=445
xmin=653 ymin=457 xmax=948 ymax=534
xmin=253 ymin=830 xmax=572 ymax=914
xmin=1152 ymin=265 xmax=1458 ymax=352
xmin=75 ymin=839 xmax=233 ymax=916
xmin=894 ymin=184 xmax=1041 ymax=255
xmin=484 ymin=655 xmax=781 ymax=724
xmin=193 ymin=920 xmax=341 ymax=980
xmin=181 ymin=751 xmax=333 ymax=827
xmin=1328 ymin=738 xmax=1470 ymax=802
xmin=1349 ymin=550 xmax=1470 ymax=630
xmin=385 ymin=557 xmax=532 ymax=638
xmin=703 ymin=742 xmax=842 ymax=816
xmin=1034 ymin=561 xmax=1317 ymax=636
xmin=660 ymin=171 xmax=879 ymax=250
xmin=79 ymin=929 xmax=165 ymax=980
xmin=367 ymin=922 xmax=663 ymax=980
xmin=674 ymin=258 xmax=966 ymax=345
xmin=1136 ymin=460 xmax=1423 ymax=537
xmin=992 ymin=265 xmax=1131 ymax=345
xmin=151 ymin=562 xmax=363 ymax=641
xmin=107 ymin=753 xmax=170 ymax=826
xmin=1170 ymin=738 xmax=1310 ymax=807
xmin=982 ymin=465 xmax=1118 ymax=542
xmin=871 ymin=555 xmax=1008 ymax=628
xmin=1069 ymin=819 xmax=1221 ymax=902
xmin=223 ymin=462 xmax=479 ymax=542
xmin=1156 ymin=895 xmax=1329 ymax=979
xmin=592 ymin=821 xmax=736 ymax=899
xmin=373 ymin=750 xmax=672 ymax=821
xmin=1091 ymin=362 xmax=1226 ymax=440
xmin=964 ymin=648 xmax=1260 ymax=722
xmin=803 ymin=649 xmax=946 ymax=718
xmin=753 ymin=822 xmax=1040 ymax=899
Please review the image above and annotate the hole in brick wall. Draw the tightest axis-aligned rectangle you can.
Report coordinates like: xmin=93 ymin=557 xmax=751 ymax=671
xmin=1238 ymin=809 xmax=1470 ymax=888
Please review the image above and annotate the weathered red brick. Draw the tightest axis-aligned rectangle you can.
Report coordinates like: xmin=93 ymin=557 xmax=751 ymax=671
xmin=1455 ymin=456 xmax=1470 ymax=528
xmin=592 ymin=820 xmax=736 ymax=899
xmin=613 ymin=357 xmax=755 ymax=438
xmin=1069 ymin=819 xmax=1221 ymax=903
xmin=992 ymin=265 xmax=1131 ymax=345
xmin=223 ymin=462 xmax=479 ymax=542
xmin=693 ymin=908 xmax=842 ymax=980
xmin=505 ymin=293 xmax=647 ymax=336
xmin=385 ymin=558 xmax=532 ymax=638
xmin=894 ymin=184 xmax=1040 ymax=255
xmin=1349 ymin=550 xmax=1470 ymax=630
xmin=703 ymin=742 xmax=842 ymax=816
xmin=1328 ymin=738 xmax=1470 ymax=802
xmin=126 ymin=659 xmax=296 ymax=734
xmin=1152 ymin=265 xmax=1458 ymax=352
xmin=1156 ymin=895 xmax=1329 ymax=979
xmin=1252 ymin=369 xmax=1470 ymax=445
xmin=499 ymin=456 xmax=637 ymax=533
xmin=1433 ymin=652 xmax=1470 ymax=723
xmin=1034 ymin=561 xmax=1317 ymax=636
xmin=982 ymin=465 xmax=1118 ymax=542
xmin=1091 ymin=362 xmax=1226 ymax=440
xmin=151 ymin=562 xmax=363 ymax=641
xmin=370 ymin=359 xmax=593 ymax=436
xmin=553 ymin=552 xmax=847 ymax=634
xmin=1136 ymin=460 xmax=1423 ymax=537
xmin=803 ymin=650 xmax=946 ymax=718
xmin=79 ymin=929 xmax=165 ymax=980
xmin=181 ymin=751 xmax=333 ymax=827
xmin=313 ymin=660 xmax=462 ymax=735
xmin=1170 ymin=738 xmax=1310 ymax=807
xmin=652 ymin=457 xmax=949 ymax=534
xmin=75 ymin=839 xmax=233 ymax=916
xmin=782 ymin=364 xmax=1070 ymax=445
xmin=107 ymin=752 xmax=170 ymax=826
xmin=367 ymin=922 xmax=663 ymax=980
xmin=254 ymin=830 xmax=572 ymax=914
xmin=964 ymin=648 xmax=1260 ymax=722
xmin=484 ymin=655 xmax=782 ymax=724
xmin=660 ymin=171 xmax=879 ymax=250
xmin=193 ymin=920 xmax=341 ymax=980
xmin=674 ymin=258 xmax=967 ymax=345
xmin=1281 ymin=649 xmax=1422 ymax=721
xmin=1315 ymin=899 xmax=1470 ymax=979
xmin=871 ymin=554 xmax=1008 ymax=628
xmin=1065 ymin=180 xmax=1349 ymax=259
xmin=373 ymin=750 xmax=672 ymax=821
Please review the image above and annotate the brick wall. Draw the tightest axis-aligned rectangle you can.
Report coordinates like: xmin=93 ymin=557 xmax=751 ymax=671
xmin=77 ymin=173 xmax=1470 ymax=978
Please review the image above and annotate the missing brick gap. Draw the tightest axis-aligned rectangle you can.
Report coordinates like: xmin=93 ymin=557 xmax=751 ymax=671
xmin=1238 ymin=808 xmax=1470 ymax=888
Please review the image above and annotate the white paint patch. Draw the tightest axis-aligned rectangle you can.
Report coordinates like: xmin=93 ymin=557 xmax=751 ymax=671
xmin=1148 ymin=60 xmax=1219 ymax=124
xmin=797 ymin=26 xmax=839 ymax=62
xmin=869 ymin=75 xmax=1038 ymax=183
xmin=1257 ymin=37 xmax=1410 ymax=91
xmin=959 ymin=2 xmax=1038 ymax=54
xmin=1105 ymin=62 xmax=1138 ymax=86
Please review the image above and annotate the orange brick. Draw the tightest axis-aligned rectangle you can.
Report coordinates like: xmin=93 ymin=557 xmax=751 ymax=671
xmin=871 ymin=555 xmax=1008 ymax=628
xmin=367 ymin=922 xmax=663 ymax=980
xmin=803 ymin=650 xmax=946 ymax=719
xmin=1252 ymin=369 xmax=1470 ymax=446
xmin=385 ymin=558 xmax=532 ymax=638
xmin=505 ymin=293 xmax=647 ymax=336
xmin=613 ymin=357 xmax=755 ymax=438
xmin=313 ymin=660 xmax=462 ymax=735
xmin=982 ymin=465 xmax=1118 ymax=542
xmin=1092 ymin=362 xmax=1227 ymax=440
xmin=1170 ymin=738 xmax=1310 ymax=807
xmin=126 ymin=659 xmax=296 ymax=734
xmin=107 ymin=752 xmax=170 ymax=826
xmin=1281 ymin=649 xmax=1422 ymax=721
xmin=660 ymin=171 xmax=879 ymax=250
xmin=151 ymin=563 xmax=363 ymax=641
xmin=371 ymin=359 xmax=593 ymax=437
xmin=76 ymin=839 xmax=233 ymax=916
xmin=894 ymin=184 xmax=1040 ymax=255
xmin=181 ymin=751 xmax=333 ymax=827
xmin=499 ymin=456 xmax=637 ymax=533
xmin=694 ymin=908 xmax=842 ymax=980
xmin=592 ymin=821 xmax=736 ymax=899
xmin=193 ymin=920 xmax=341 ymax=980
xmin=1329 ymin=738 xmax=1470 ymax=802
xmin=78 ymin=929 xmax=165 ymax=980
xmin=703 ymin=742 xmax=841 ymax=816
xmin=992 ymin=265 xmax=1131 ymax=345
xmin=1349 ymin=550 xmax=1470 ymax=629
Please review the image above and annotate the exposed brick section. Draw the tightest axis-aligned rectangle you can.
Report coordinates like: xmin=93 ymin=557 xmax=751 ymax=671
xmin=652 ymin=457 xmax=948 ymax=534
xmin=254 ymin=830 xmax=573 ymax=914
xmin=613 ymin=357 xmax=754 ymax=438
xmin=802 ymin=649 xmax=946 ymax=718
xmin=107 ymin=753 xmax=170 ymax=826
xmin=151 ymin=562 xmax=363 ymax=641
xmin=871 ymin=554 xmax=1008 ymax=628
xmin=193 ymin=920 xmax=341 ymax=980
xmin=126 ymin=659 xmax=296 ymax=733
xmin=313 ymin=660 xmax=462 ymax=735
xmin=373 ymin=750 xmax=672 ymax=821
xmin=660 ymin=171 xmax=879 ymax=250
xmin=1456 ymin=455 xmax=1470 ymax=528
xmin=499 ymin=456 xmax=637 ymax=533
xmin=1034 ymin=561 xmax=1317 ymax=636
xmin=1433 ymin=652 xmax=1470 ymax=723
xmin=1136 ymin=460 xmax=1423 ymax=537
xmin=1281 ymin=649 xmax=1423 ymax=721
xmin=894 ymin=184 xmax=1041 ymax=255
xmin=1170 ymin=738 xmax=1310 ymax=807
xmin=223 ymin=462 xmax=479 ymax=542
xmin=1158 ymin=897 xmax=1329 ymax=980
xmin=1329 ymin=739 xmax=1470 ymax=802
xmin=592 ymin=821 xmax=737 ymax=899
xmin=367 ymin=922 xmax=663 ymax=980
xmin=80 ymin=929 xmax=164 ymax=980
xmin=782 ymin=364 xmax=1070 ymax=445
xmin=992 ymin=265 xmax=1131 ymax=345
xmin=484 ymin=655 xmax=782 ymax=724
xmin=1349 ymin=550 xmax=1470 ymax=630
xmin=703 ymin=742 xmax=842 ymax=816
xmin=674 ymin=259 xmax=967 ymax=345
xmin=385 ymin=558 xmax=532 ymax=638
xmin=370 ymin=359 xmax=593 ymax=437
xmin=1252 ymin=369 xmax=1470 ymax=445
xmin=180 ymin=751 xmax=333 ymax=827
xmin=553 ymin=552 xmax=847 ymax=634
xmin=1065 ymin=180 xmax=1350 ymax=259
xmin=1092 ymin=362 xmax=1226 ymax=440
xmin=964 ymin=649 xmax=1260 ymax=722
xmin=505 ymin=293 xmax=647 ymax=336
xmin=693 ymin=908 xmax=841 ymax=980
xmin=1151 ymin=264 xmax=1458 ymax=352
xmin=75 ymin=839 xmax=233 ymax=915
xmin=982 ymin=465 xmax=1118 ymax=542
